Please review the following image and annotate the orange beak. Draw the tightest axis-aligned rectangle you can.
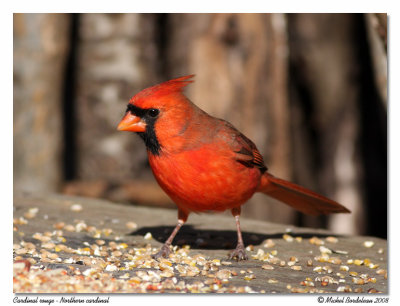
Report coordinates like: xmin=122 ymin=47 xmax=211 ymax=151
xmin=117 ymin=112 xmax=146 ymax=132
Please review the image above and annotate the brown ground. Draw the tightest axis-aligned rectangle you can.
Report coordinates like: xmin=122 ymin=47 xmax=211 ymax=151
xmin=13 ymin=193 xmax=387 ymax=293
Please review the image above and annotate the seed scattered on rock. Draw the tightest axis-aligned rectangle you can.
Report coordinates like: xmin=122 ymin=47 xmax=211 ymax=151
xmin=13 ymin=196 xmax=388 ymax=294
xmin=42 ymin=242 xmax=55 ymax=249
xmin=326 ymin=236 xmax=338 ymax=243
xmin=333 ymin=249 xmax=348 ymax=255
xmin=328 ymin=257 xmax=342 ymax=265
xmin=14 ymin=217 xmax=28 ymax=225
xmin=15 ymin=248 xmax=28 ymax=255
xmin=309 ymin=236 xmax=324 ymax=246
xmin=337 ymin=285 xmax=352 ymax=292
xmin=221 ymin=261 xmax=232 ymax=266
xmin=363 ymin=241 xmax=374 ymax=248
xmin=24 ymin=208 xmax=39 ymax=219
xmin=216 ymin=269 xmax=232 ymax=279
xmin=376 ymin=269 xmax=387 ymax=276
xmin=263 ymin=239 xmax=275 ymax=248
xmin=245 ymin=245 xmax=254 ymax=251
xmin=352 ymin=277 xmax=365 ymax=285
xmin=126 ymin=222 xmax=137 ymax=230
xmin=244 ymin=274 xmax=256 ymax=281
xmin=64 ymin=224 xmax=75 ymax=232
xmin=70 ymin=204 xmax=83 ymax=212
xmin=144 ymin=232 xmax=152 ymax=240
xmin=340 ymin=265 xmax=350 ymax=271
xmin=295 ymin=236 xmax=302 ymax=243
xmin=96 ymin=239 xmax=105 ymax=245
xmin=262 ymin=264 xmax=274 ymax=270
xmin=105 ymin=264 xmax=118 ymax=272
xmin=354 ymin=259 xmax=364 ymax=266
xmin=283 ymin=234 xmax=294 ymax=242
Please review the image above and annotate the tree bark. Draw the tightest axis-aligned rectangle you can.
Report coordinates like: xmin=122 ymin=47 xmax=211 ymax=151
xmin=13 ymin=13 xmax=70 ymax=193
xmin=165 ymin=13 xmax=295 ymax=224
xmin=288 ymin=13 xmax=364 ymax=234
xmin=364 ymin=13 xmax=387 ymax=108
xmin=74 ymin=14 xmax=160 ymax=182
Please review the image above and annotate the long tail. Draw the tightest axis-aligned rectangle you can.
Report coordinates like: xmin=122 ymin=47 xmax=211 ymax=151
xmin=258 ymin=173 xmax=351 ymax=216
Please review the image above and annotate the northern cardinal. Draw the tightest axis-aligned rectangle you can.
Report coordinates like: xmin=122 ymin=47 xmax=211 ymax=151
xmin=117 ymin=75 xmax=350 ymax=260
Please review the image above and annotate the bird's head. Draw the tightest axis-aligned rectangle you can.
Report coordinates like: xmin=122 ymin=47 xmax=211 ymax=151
xmin=117 ymin=75 xmax=195 ymax=155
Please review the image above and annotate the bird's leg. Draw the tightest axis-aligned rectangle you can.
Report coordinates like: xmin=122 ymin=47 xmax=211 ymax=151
xmin=152 ymin=209 xmax=188 ymax=259
xmin=229 ymin=207 xmax=248 ymax=261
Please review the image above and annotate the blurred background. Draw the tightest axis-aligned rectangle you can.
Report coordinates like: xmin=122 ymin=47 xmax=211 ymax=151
xmin=13 ymin=13 xmax=387 ymax=238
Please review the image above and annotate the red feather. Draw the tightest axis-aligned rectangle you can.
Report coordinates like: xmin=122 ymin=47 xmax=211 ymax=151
xmin=129 ymin=75 xmax=195 ymax=109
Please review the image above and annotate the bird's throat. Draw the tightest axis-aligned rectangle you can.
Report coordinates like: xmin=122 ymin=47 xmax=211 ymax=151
xmin=137 ymin=124 xmax=161 ymax=156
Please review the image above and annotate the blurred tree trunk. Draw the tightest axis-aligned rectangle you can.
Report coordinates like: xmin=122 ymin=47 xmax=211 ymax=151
xmin=288 ymin=14 xmax=364 ymax=234
xmin=74 ymin=14 xmax=160 ymax=183
xmin=13 ymin=13 xmax=385 ymax=236
xmin=13 ymin=13 xmax=71 ymax=193
xmin=365 ymin=14 xmax=387 ymax=108
xmin=164 ymin=13 xmax=296 ymax=224
xmin=357 ymin=15 xmax=387 ymax=239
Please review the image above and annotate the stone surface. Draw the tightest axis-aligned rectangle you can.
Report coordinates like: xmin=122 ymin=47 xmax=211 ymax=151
xmin=13 ymin=193 xmax=387 ymax=293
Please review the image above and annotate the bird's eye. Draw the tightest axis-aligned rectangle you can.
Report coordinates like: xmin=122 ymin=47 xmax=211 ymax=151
xmin=147 ymin=108 xmax=160 ymax=118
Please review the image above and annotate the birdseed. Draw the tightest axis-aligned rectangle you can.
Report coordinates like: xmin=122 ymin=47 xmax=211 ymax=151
xmin=126 ymin=222 xmax=138 ymax=230
xmin=70 ymin=204 xmax=83 ymax=212
xmin=13 ymin=199 xmax=388 ymax=294
xmin=363 ymin=241 xmax=375 ymax=248
xmin=326 ymin=236 xmax=338 ymax=243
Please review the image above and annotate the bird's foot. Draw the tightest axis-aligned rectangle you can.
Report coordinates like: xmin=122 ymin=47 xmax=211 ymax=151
xmin=152 ymin=244 xmax=172 ymax=259
xmin=228 ymin=243 xmax=248 ymax=261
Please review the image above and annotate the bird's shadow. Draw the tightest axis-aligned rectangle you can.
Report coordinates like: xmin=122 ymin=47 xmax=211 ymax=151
xmin=129 ymin=225 xmax=339 ymax=250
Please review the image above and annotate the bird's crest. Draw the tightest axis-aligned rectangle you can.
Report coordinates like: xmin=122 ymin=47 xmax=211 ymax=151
xmin=129 ymin=75 xmax=195 ymax=108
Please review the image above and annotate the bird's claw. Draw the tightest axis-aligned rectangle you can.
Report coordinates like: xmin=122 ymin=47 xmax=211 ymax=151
xmin=228 ymin=244 xmax=248 ymax=261
xmin=152 ymin=244 xmax=172 ymax=259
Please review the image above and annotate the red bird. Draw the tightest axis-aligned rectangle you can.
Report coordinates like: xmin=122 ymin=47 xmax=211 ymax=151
xmin=117 ymin=75 xmax=350 ymax=260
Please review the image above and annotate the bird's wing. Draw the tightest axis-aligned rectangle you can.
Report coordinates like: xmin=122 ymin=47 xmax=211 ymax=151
xmin=234 ymin=133 xmax=267 ymax=173
xmin=219 ymin=121 xmax=267 ymax=173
